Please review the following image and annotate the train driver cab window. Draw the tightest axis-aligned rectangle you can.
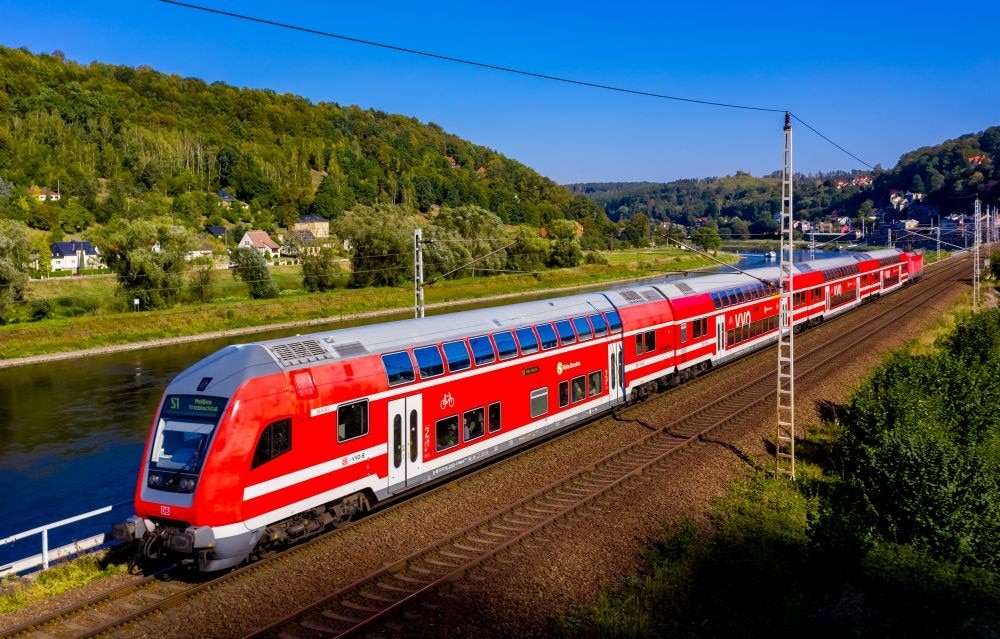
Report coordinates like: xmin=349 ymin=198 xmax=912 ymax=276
xmin=536 ymin=323 xmax=558 ymax=350
xmin=469 ymin=335 xmax=496 ymax=366
xmin=435 ymin=416 xmax=459 ymax=452
xmin=589 ymin=313 xmax=608 ymax=337
xmin=605 ymin=311 xmax=623 ymax=333
xmin=572 ymin=317 xmax=593 ymax=341
xmin=414 ymin=345 xmax=445 ymax=379
xmin=635 ymin=333 xmax=645 ymax=356
xmin=464 ymin=407 xmax=485 ymax=441
xmin=443 ymin=340 xmax=471 ymax=372
xmin=515 ymin=327 xmax=539 ymax=354
xmin=337 ymin=400 xmax=369 ymax=443
xmin=644 ymin=329 xmax=655 ymax=352
xmin=555 ymin=320 xmax=577 ymax=346
xmin=381 ymin=351 xmax=415 ymax=386
xmin=680 ymin=323 xmax=688 ymax=343
xmin=252 ymin=418 xmax=291 ymax=470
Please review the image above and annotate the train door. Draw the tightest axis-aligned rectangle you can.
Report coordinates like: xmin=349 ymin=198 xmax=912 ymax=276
xmin=387 ymin=394 xmax=422 ymax=491
xmin=716 ymin=315 xmax=726 ymax=355
xmin=607 ymin=342 xmax=624 ymax=405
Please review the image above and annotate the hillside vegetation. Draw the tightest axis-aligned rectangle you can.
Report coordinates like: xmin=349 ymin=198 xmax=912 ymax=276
xmin=572 ymin=126 xmax=1000 ymax=235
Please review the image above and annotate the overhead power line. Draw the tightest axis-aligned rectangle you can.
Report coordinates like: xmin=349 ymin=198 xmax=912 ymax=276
xmin=160 ymin=0 xmax=872 ymax=168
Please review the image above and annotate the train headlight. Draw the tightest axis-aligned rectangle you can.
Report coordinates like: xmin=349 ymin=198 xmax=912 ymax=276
xmin=179 ymin=477 xmax=197 ymax=493
xmin=147 ymin=472 xmax=164 ymax=488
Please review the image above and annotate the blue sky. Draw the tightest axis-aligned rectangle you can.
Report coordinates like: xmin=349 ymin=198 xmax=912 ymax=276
xmin=2 ymin=1 xmax=998 ymax=184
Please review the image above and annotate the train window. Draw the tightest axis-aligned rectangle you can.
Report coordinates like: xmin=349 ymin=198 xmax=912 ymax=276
xmin=382 ymin=351 xmax=415 ymax=386
xmin=493 ymin=331 xmax=518 ymax=360
xmin=693 ymin=320 xmax=702 ymax=339
xmin=572 ymin=376 xmax=586 ymax=402
xmin=644 ymin=330 xmax=655 ymax=352
xmin=605 ymin=311 xmax=623 ymax=332
xmin=572 ymin=317 xmax=593 ymax=342
xmin=536 ymin=323 xmax=558 ymax=350
xmin=515 ymin=327 xmax=539 ymax=354
xmin=469 ymin=335 xmax=496 ymax=366
xmin=443 ymin=340 xmax=471 ymax=372
xmin=530 ymin=388 xmax=548 ymax=418
xmin=589 ymin=371 xmax=602 ymax=396
xmin=251 ymin=418 xmax=292 ymax=470
xmin=680 ymin=323 xmax=687 ymax=343
xmin=409 ymin=410 xmax=418 ymax=463
xmin=710 ymin=291 xmax=722 ymax=309
xmin=337 ymin=400 xmax=369 ymax=443
xmin=393 ymin=415 xmax=402 ymax=469
xmin=559 ymin=380 xmax=570 ymax=408
xmin=589 ymin=314 xmax=608 ymax=337
xmin=635 ymin=333 xmax=645 ymax=356
xmin=555 ymin=320 xmax=577 ymax=345
xmin=464 ymin=407 xmax=485 ymax=441
xmin=414 ymin=345 xmax=445 ymax=379
xmin=735 ymin=288 xmax=745 ymax=303
xmin=701 ymin=318 xmax=709 ymax=335
xmin=488 ymin=402 xmax=501 ymax=433
xmin=435 ymin=416 xmax=459 ymax=452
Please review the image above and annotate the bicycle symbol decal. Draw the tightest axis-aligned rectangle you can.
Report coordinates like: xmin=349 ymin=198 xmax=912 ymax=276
xmin=440 ymin=392 xmax=455 ymax=410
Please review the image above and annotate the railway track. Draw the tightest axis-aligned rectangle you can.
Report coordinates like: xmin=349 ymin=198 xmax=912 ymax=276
xmin=247 ymin=255 xmax=971 ymax=638
xmin=0 ymin=254 xmax=970 ymax=639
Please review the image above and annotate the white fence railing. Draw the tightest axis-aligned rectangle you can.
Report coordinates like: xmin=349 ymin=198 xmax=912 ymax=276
xmin=0 ymin=505 xmax=114 ymax=577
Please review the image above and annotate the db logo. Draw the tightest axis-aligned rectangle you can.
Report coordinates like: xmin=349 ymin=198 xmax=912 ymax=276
xmin=160 ymin=505 xmax=171 ymax=516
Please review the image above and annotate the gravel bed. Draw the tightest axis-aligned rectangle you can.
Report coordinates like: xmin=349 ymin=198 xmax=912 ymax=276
xmin=0 ymin=276 xmax=966 ymax=638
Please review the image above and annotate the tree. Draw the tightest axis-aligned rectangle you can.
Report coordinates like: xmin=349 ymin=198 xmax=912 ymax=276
xmin=547 ymin=218 xmax=582 ymax=268
xmin=88 ymin=219 xmax=195 ymax=310
xmin=0 ymin=219 xmax=31 ymax=323
xmin=231 ymin=246 xmax=279 ymax=299
xmin=301 ymin=246 xmax=342 ymax=292
xmin=506 ymin=225 xmax=549 ymax=274
xmin=691 ymin=224 xmax=722 ymax=253
xmin=187 ymin=255 xmax=216 ymax=303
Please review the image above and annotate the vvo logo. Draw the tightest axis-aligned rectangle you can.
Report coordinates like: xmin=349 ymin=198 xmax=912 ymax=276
xmin=733 ymin=311 xmax=751 ymax=327
xmin=832 ymin=284 xmax=843 ymax=295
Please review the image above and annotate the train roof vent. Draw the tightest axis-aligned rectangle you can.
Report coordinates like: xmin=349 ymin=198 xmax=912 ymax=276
xmin=797 ymin=264 xmax=814 ymax=272
xmin=642 ymin=289 xmax=665 ymax=302
xmin=331 ymin=341 xmax=368 ymax=359
xmin=674 ymin=282 xmax=694 ymax=294
xmin=620 ymin=290 xmax=643 ymax=304
xmin=270 ymin=339 xmax=329 ymax=367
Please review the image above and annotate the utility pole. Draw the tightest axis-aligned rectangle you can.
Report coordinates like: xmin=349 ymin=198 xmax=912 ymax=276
xmin=414 ymin=228 xmax=425 ymax=318
xmin=776 ymin=112 xmax=796 ymax=479
xmin=973 ymin=199 xmax=981 ymax=313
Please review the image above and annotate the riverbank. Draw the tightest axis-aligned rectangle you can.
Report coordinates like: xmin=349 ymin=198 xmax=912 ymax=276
xmin=0 ymin=249 xmax=738 ymax=367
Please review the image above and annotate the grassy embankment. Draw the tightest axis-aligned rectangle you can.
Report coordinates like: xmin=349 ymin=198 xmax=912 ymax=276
xmin=0 ymin=247 xmax=728 ymax=360
xmin=553 ymin=285 xmax=997 ymax=637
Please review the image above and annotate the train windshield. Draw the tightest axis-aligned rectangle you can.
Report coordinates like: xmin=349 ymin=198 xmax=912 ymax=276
xmin=149 ymin=394 xmax=227 ymax=475
xmin=150 ymin=419 xmax=214 ymax=474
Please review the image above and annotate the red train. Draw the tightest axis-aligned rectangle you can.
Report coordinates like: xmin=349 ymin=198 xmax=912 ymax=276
xmin=113 ymin=248 xmax=923 ymax=571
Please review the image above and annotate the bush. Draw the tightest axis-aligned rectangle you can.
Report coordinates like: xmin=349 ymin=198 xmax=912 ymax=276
xmin=29 ymin=299 xmax=54 ymax=321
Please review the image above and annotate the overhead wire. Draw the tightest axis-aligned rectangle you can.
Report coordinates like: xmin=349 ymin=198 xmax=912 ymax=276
xmin=158 ymin=1 xmax=872 ymax=168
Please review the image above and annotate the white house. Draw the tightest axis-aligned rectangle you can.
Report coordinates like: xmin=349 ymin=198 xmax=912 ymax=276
xmin=50 ymin=241 xmax=101 ymax=272
xmin=239 ymin=231 xmax=280 ymax=260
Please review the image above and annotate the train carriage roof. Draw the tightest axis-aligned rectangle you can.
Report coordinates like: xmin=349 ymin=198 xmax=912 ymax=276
xmin=252 ymin=292 xmax=619 ymax=369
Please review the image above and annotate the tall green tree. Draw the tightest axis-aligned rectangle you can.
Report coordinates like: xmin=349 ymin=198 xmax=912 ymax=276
xmin=231 ymin=246 xmax=279 ymax=299
xmin=0 ymin=219 xmax=31 ymax=323
xmin=547 ymin=218 xmax=582 ymax=268
xmin=301 ymin=246 xmax=342 ymax=292
xmin=88 ymin=219 xmax=194 ymax=310
xmin=691 ymin=224 xmax=722 ymax=252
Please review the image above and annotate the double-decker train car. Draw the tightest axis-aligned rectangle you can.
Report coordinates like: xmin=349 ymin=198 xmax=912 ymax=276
xmin=114 ymin=248 xmax=922 ymax=571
